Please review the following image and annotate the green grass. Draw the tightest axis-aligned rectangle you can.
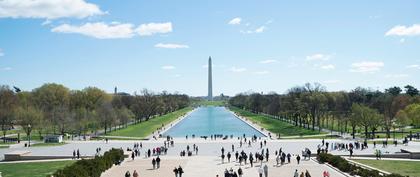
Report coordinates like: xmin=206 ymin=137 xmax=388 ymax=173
xmin=353 ymin=159 xmax=420 ymax=177
xmin=0 ymin=160 xmax=75 ymax=177
xmin=0 ymin=145 xmax=9 ymax=148
xmin=31 ymin=142 xmax=67 ymax=147
xmin=229 ymin=107 xmax=324 ymax=137
xmin=108 ymin=107 xmax=193 ymax=138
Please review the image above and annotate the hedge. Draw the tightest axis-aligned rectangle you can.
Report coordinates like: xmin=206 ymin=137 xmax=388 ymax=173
xmin=317 ymin=153 xmax=404 ymax=177
xmin=50 ymin=148 xmax=124 ymax=177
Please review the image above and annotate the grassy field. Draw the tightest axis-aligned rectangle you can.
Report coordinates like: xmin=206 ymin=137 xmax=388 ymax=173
xmin=0 ymin=160 xmax=75 ymax=177
xmin=229 ymin=107 xmax=324 ymax=137
xmin=31 ymin=142 xmax=67 ymax=147
xmin=353 ymin=159 xmax=420 ymax=177
xmin=108 ymin=107 xmax=193 ymax=138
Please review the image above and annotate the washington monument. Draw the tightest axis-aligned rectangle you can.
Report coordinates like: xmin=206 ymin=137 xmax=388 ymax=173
xmin=208 ymin=56 xmax=213 ymax=101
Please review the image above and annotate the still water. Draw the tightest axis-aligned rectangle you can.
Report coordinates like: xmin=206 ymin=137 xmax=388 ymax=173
xmin=163 ymin=106 xmax=265 ymax=137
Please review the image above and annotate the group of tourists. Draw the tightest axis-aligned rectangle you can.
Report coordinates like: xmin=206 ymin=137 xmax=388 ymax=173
xmin=72 ymin=149 xmax=80 ymax=159
xmin=179 ymin=144 xmax=199 ymax=157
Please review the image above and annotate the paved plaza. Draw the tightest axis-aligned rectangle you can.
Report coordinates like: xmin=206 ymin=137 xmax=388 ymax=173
xmin=101 ymin=155 xmax=346 ymax=177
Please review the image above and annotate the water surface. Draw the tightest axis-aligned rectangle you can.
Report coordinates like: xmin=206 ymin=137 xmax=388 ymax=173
xmin=163 ymin=107 xmax=265 ymax=137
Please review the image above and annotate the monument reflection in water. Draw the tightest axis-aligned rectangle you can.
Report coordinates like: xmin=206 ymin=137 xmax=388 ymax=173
xmin=163 ymin=106 xmax=265 ymax=137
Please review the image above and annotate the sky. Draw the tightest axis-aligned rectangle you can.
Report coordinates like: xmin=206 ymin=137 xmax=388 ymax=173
xmin=1 ymin=0 xmax=420 ymax=96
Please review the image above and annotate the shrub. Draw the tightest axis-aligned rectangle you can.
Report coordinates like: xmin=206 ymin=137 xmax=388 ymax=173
xmin=317 ymin=153 xmax=404 ymax=177
xmin=50 ymin=148 xmax=124 ymax=177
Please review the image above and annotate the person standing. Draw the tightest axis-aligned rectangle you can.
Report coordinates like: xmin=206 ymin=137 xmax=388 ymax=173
xmin=263 ymin=164 xmax=268 ymax=177
xmin=72 ymin=150 xmax=76 ymax=160
xmin=132 ymin=151 xmax=135 ymax=161
xmin=77 ymin=149 xmax=80 ymax=159
xmin=156 ymin=156 xmax=161 ymax=168
xmin=227 ymin=152 xmax=231 ymax=163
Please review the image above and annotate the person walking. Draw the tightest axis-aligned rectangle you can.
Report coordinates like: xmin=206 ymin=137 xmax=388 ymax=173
xmin=156 ymin=156 xmax=161 ymax=168
xmin=173 ymin=167 xmax=178 ymax=177
xmin=263 ymin=164 xmax=268 ymax=177
xmin=258 ymin=166 xmax=263 ymax=177
xmin=296 ymin=155 xmax=301 ymax=164
xmin=77 ymin=149 xmax=80 ymax=159
xmin=238 ymin=167 xmax=243 ymax=177
xmin=125 ymin=170 xmax=131 ymax=177
xmin=72 ymin=150 xmax=76 ymax=160
xmin=132 ymin=151 xmax=135 ymax=161
xmin=300 ymin=172 xmax=305 ymax=177
xmin=227 ymin=152 xmax=231 ymax=163
xmin=152 ymin=158 xmax=156 ymax=169
xmin=294 ymin=169 xmax=299 ymax=177
xmin=305 ymin=170 xmax=311 ymax=177
xmin=178 ymin=166 xmax=184 ymax=177
xmin=133 ymin=170 xmax=139 ymax=177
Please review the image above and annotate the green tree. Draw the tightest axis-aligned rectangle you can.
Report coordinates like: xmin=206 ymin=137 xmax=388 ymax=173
xmin=0 ymin=86 xmax=17 ymax=142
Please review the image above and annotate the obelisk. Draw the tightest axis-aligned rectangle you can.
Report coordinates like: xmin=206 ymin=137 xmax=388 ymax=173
xmin=208 ymin=56 xmax=213 ymax=101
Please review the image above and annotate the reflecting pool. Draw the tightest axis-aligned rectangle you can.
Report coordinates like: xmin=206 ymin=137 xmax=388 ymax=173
xmin=163 ymin=106 xmax=265 ymax=137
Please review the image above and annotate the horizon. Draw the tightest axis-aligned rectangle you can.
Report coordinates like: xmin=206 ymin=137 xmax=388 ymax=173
xmin=1 ymin=0 xmax=420 ymax=96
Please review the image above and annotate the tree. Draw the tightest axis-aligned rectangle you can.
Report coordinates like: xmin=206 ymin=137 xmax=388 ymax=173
xmin=405 ymin=85 xmax=419 ymax=97
xmin=33 ymin=83 xmax=70 ymax=134
xmin=397 ymin=104 xmax=420 ymax=128
xmin=0 ymin=86 xmax=17 ymax=142
xmin=15 ymin=106 xmax=43 ymax=141
xmin=97 ymin=101 xmax=116 ymax=134
xmin=385 ymin=86 xmax=402 ymax=96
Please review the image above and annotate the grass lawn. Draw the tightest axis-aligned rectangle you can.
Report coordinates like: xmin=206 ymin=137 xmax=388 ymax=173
xmin=0 ymin=160 xmax=75 ymax=177
xmin=108 ymin=107 xmax=193 ymax=138
xmin=229 ymin=107 xmax=324 ymax=137
xmin=31 ymin=142 xmax=67 ymax=147
xmin=353 ymin=159 xmax=420 ymax=177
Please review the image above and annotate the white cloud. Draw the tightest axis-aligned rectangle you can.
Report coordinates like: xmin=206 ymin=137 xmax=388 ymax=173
xmin=254 ymin=71 xmax=269 ymax=75
xmin=0 ymin=48 xmax=4 ymax=56
xmin=136 ymin=22 xmax=172 ymax=36
xmin=41 ymin=19 xmax=52 ymax=26
xmin=0 ymin=0 xmax=104 ymax=19
xmin=255 ymin=26 xmax=266 ymax=33
xmin=228 ymin=17 xmax=241 ymax=25
xmin=51 ymin=22 xmax=135 ymax=39
xmin=240 ymin=26 xmax=266 ymax=34
xmin=1 ymin=67 xmax=12 ymax=71
xmin=259 ymin=59 xmax=277 ymax=64
xmin=306 ymin=53 xmax=331 ymax=61
xmin=320 ymin=64 xmax=335 ymax=70
xmin=230 ymin=67 xmax=246 ymax=73
xmin=385 ymin=74 xmax=409 ymax=79
xmin=155 ymin=43 xmax=189 ymax=49
xmin=400 ymin=38 xmax=406 ymax=43
xmin=323 ymin=80 xmax=340 ymax=84
xmin=161 ymin=65 xmax=175 ymax=70
xmin=406 ymin=64 xmax=420 ymax=69
xmin=386 ymin=24 xmax=420 ymax=36
xmin=350 ymin=61 xmax=384 ymax=73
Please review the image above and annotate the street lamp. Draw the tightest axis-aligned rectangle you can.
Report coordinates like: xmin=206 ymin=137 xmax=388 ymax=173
xmin=28 ymin=124 xmax=31 ymax=147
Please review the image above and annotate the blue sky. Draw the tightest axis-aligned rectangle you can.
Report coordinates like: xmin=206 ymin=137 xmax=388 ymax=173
xmin=1 ymin=0 xmax=420 ymax=96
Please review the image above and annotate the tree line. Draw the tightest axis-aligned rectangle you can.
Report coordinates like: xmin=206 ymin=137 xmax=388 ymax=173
xmin=229 ymin=83 xmax=420 ymax=139
xmin=0 ymin=83 xmax=189 ymax=142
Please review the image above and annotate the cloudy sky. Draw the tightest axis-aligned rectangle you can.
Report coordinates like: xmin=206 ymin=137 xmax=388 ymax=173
xmin=0 ymin=0 xmax=420 ymax=96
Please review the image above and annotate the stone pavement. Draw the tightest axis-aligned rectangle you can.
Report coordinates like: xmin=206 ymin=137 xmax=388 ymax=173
xmin=101 ymin=155 xmax=346 ymax=177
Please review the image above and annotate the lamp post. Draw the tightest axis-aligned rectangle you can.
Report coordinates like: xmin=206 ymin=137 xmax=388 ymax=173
xmin=28 ymin=124 xmax=31 ymax=147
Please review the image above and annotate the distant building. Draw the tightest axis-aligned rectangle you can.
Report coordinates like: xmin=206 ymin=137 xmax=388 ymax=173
xmin=208 ymin=56 xmax=213 ymax=101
